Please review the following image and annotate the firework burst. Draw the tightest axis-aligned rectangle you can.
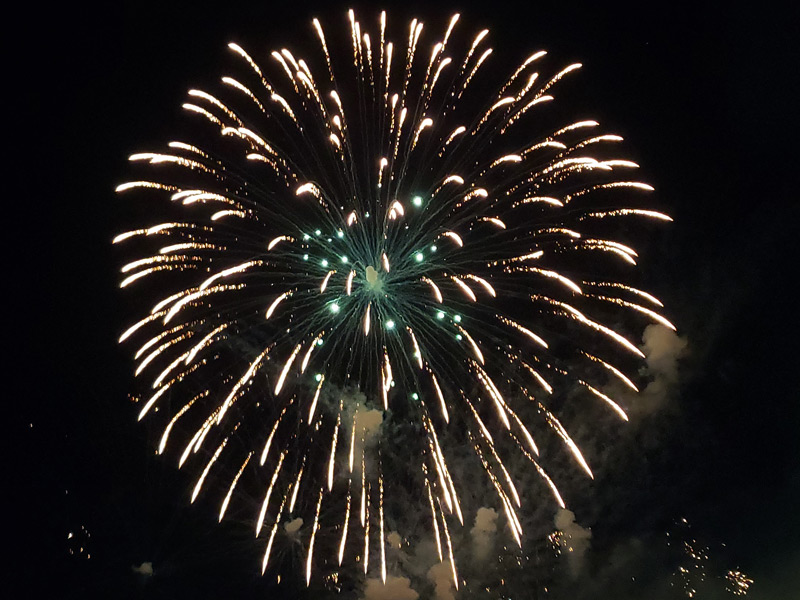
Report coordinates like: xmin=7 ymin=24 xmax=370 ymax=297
xmin=115 ymin=11 xmax=671 ymax=587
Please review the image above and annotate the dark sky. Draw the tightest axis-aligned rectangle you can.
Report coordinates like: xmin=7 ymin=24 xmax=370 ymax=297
xmin=15 ymin=2 xmax=798 ymax=598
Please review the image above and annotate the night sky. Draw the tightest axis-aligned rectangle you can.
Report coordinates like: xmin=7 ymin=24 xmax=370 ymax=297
xmin=16 ymin=2 xmax=798 ymax=598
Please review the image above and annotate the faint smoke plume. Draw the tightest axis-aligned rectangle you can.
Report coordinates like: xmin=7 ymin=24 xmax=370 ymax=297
xmin=131 ymin=561 xmax=153 ymax=576
xmin=554 ymin=508 xmax=592 ymax=578
xmin=283 ymin=517 xmax=303 ymax=536
xmin=387 ymin=531 xmax=403 ymax=550
xmin=362 ymin=575 xmax=419 ymax=600
xmin=354 ymin=406 xmax=383 ymax=443
xmin=470 ymin=507 xmax=498 ymax=563
xmin=635 ymin=323 xmax=688 ymax=414
xmin=427 ymin=561 xmax=457 ymax=600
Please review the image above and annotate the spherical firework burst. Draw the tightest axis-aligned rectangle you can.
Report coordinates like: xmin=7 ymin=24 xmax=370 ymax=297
xmin=115 ymin=11 xmax=672 ymax=589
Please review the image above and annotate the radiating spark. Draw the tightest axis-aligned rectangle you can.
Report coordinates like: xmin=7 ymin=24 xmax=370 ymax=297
xmin=305 ymin=487 xmax=323 ymax=585
xmin=117 ymin=12 xmax=670 ymax=586
xmin=255 ymin=451 xmax=286 ymax=537
xmin=219 ymin=453 xmax=252 ymax=521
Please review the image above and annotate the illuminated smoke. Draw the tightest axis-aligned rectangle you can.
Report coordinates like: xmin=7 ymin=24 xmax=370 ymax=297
xmin=470 ymin=507 xmax=498 ymax=563
xmin=553 ymin=508 xmax=592 ymax=578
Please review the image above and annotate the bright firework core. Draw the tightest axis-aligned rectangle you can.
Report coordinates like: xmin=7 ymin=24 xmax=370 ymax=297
xmin=365 ymin=266 xmax=382 ymax=292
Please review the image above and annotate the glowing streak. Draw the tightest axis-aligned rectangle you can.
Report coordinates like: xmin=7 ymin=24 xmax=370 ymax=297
xmin=260 ymin=412 xmax=285 ymax=465
xmin=379 ymin=477 xmax=387 ymax=583
xmin=114 ymin=181 xmax=177 ymax=195
xmin=362 ymin=478 xmax=369 ymax=574
xmin=579 ymin=380 xmax=629 ymax=421
xmin=430 ymin=372 xmax=449 ymax=422
xmin=412 ymin=117 xmax=433 ymax=149
xmin=179 ymin=409 xmax=216 ymax=467
xmin=135 ymin=324 xmax=185 ymax=360
xmin=305 ymin=488 xmax=323 ymax=585
xmin=349 ymin=417 xmax=357 ymax=472
xmin=541 ymin=405 xmax=594 ymax=479
xmin=363 ymin=303 xmax=371 ymax=335
xmin=464 ymin=274 xmax=496 ymax=297
xmin=120 ymin=267 xmax=163 ymax=288
xmin=457 ymin=325 xmax=484 ymax=364
xmin=452 ymin=276 xmax=476 ymax=301
xmin=582 ymin=352 xmax=638 ymax=391
xmin=121 ymin=254 xmax=193 ymax=273
xmin=158 ymin=392 xmax=204 ymax=454
xmin=474 ymin=364 xmax=510 ymax=429
xmin=539 ymin=297 xmax=644 ymax=357
xmin=490 ymin=154 xmax=522 ymax=168
xmin=119 ymin=311 xmax=167 ymax=342
xmin=499 ymin=316 xmax=548 ymax=348
xmin=338 ymin=490 xmax=351 ymax=565
xmin=266 ymin=291 xmax=291 ymax=319
xmin=308 ymin=375 xmax=325 ymax=422
xmin=268 ymin=235 xmax=290 ymax=250
xmin=499 ymin=489 xmax=522 ymax=545
xmin=261 ymin=494 xmax=287 ymax=573
xmin=164 ymin=284 xmax=242 ymax=324
xmin=584 ymin=208 xmax=673 ymax=222
xmin=218 ymin=347 xmax=271 ymax=423
xmin=440 ymin=508 xmax=459 ymax=590
xmin=219 ymin=453 xmax=251 ymax=521
xmin=482 ymin=217 xmax=506 ymax=229
xmin=159 ymin=242 xmax=215 ymax=254
xmin=530 ymin=268 xmax=583 ymax=294
xmin=463 ymin=188 xmax=488 ymax=201
xmin=442 ymin=231 xmax=463 ymax=247
xmin=408 ymin=328 xmax=423 ymax=368
xmin=211 ymin=209 xmax=246 ymax=220
xmin=182 ymin=103 xmax=222 ymax=125
xmin=421 ymin=277 xmax=443 ymax=303
xmin=328 ymin=412 xmax=341 ymax=490
xmin=346 ymin=270 xmax=355 ymax=295
xmin=464 ymin=395 xmax=494 ymax=443
xmin=426 ymin=481 xmax=444 ymax=562
xmin=301 ymin=333 xmax=323 ymax=373
xmin=320 ymin=270 xmax=335 ymax=292
xmin=296 ymin=182 xmax=321 ymax=197
xmin=191 ymin=437 xmax=228 ymax=503
xmin=289 ymin=465 xmax=304 ymax=513
xmin=199 ymin=260 xmax=260 ymax=290
xmin=511 ymin=412 xmax=539 ymax=456
xmin=275 ymin=343 xmax=302 ymax=395
xmin=136 ymin=332 xmax=191 ymax=376
xmin=592 ymin=295 xmax=676 ymax=330
xmin=590 ymin=282 xmax=664 ymax=307
xmin=389 ymin=200 xmax=404 ymax=218
xmin=137 ymin=378 xmax=172 ymax=421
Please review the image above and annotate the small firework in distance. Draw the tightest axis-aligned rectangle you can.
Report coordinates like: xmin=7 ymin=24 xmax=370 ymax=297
xmin=114 ymin=11 xmax=672 ymax=587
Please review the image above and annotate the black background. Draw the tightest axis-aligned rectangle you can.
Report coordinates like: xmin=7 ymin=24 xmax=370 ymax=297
xmin=15 ymin=1 xmax=798 ymax=598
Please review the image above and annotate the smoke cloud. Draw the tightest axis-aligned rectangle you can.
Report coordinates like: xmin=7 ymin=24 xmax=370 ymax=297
xmin=362 ymin=575 xmax=419 ymax=600
xmin=640 ymin=324 xmax=687 ymax=399
xmin=131 ymin=561 xmax=153 ymax=576
xmin=387 ymin=531 xmax=403 ymax=550
xmin=427 ymin=561 xmax=457 ymax=600
xmin=470 ymin=507 xmax=498 ymax=563
xmin=354 ymin=406 xmax=384 ymax=443
xmin=554 ymin=508 xmax=592 ymax=578
xmin=283 ymin=517 xmax=303 ymax=536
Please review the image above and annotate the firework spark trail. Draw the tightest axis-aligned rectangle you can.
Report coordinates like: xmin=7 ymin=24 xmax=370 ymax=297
xmin=116 ymin=11 xmax=670 ymax=585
